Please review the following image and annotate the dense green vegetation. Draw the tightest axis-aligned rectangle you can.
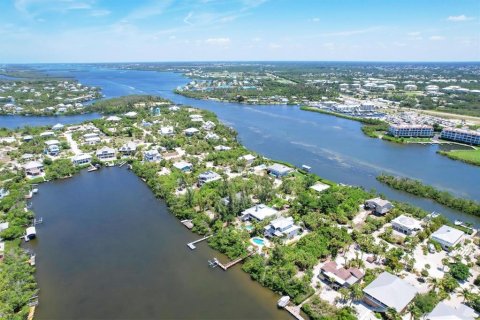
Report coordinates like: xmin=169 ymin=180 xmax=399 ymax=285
xmin=377 ymin=174 xmax=480 ymax=216
xmin=438 ymin=149 xmax=480 ymax=167
xmin=301 ymin=295 xmax=357 ymax=320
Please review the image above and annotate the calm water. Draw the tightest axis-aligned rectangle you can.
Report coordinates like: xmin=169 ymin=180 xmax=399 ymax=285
xmin=30 ymin=168 xmax=289 ymax=319
xmin=0 ymin=113 xmax=101 ymax=129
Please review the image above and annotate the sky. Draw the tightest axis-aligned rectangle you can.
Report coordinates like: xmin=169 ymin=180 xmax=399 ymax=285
xmin=0 ymin=0 xmax=479 ymax=63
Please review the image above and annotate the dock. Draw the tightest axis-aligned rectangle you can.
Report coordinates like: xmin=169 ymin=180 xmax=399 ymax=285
xmin=27 ymin=306 xmax=36 ymax=320
xmin=213 ymin=251 xmax=254 ymax=271
xmin=187 ymin=235 xmax=212 ymax=250
xmin=284 ymin=305 xmax=305 ymax=320
xmin=118 ymin=161 xmax=127 ymax=167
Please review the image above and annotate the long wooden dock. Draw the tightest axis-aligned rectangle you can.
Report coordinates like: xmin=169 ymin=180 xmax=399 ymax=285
xmin=214 ymin=251 xmax=254 ymax=271
xmin=27 ymin=306 xmax=36 ymax=320
xmin=187 ymin=235 xmax=212 ymax=250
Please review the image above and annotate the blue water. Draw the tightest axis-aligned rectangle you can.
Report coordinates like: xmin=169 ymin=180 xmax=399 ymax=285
xmin=2 ymin=64 xmax=479 ymax=225
xmin=0 ymin=113 xmax=101 ymax=129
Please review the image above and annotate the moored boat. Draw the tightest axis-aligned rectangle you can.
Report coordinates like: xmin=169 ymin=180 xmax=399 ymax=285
xmin=277 ymin=296 xmax=290 ymax=308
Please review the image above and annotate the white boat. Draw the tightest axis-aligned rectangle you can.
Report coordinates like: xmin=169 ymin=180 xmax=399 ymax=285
xmin=277 ymin=296 xmax=290 ymax=308
xmin=29 ymin=255 xmax=36 ymax=266
xmin=32 ymin=188 xmax=39 ymax=194
xmin=454 ymin=220 xmax=463 ymax=226
xmin=87 ymin=167 xmax=98 ymax=172
xmin=430 ymin=212 xmax=440 ymax=218
xmin=25 ymin=226 xmax=36 ymax=240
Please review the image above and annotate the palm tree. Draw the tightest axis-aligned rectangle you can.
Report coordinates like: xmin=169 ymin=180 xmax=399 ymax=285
xmin=350 ymin=283 xmax=363 ymax=302
xmin=427 ymin=277 xmax=439 ymax=291
xmin=386 ymin=307 xmax=401 ymax=320
xmin=457 ymin=288 xmax=473 ymax=303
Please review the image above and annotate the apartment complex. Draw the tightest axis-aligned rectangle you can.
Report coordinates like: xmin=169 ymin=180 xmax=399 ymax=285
xmin=388 ymin=124 xmax=434 ymax=138
xmin=440 ymin=128 xmax=480 ymax=145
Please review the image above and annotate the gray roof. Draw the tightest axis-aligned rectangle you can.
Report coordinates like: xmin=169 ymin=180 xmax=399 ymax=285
xmin=363 ymin=272 xmax=418 ymax=312
xmin=427 ymin=301 xmax=477 ymax=320
xmin=431 ymin=225 xmax=465 ymax=246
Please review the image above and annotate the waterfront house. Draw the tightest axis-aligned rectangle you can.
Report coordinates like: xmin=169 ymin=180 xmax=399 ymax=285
xmin=267 ymin=163 xmax=293 ymax=178
xmin=119 ymin=142 xmax=137 ymax=156
xmin=318 ymin=261 xmax=364 ymax=289
xmin=144 ymin=149 xmax=162 ymax=163
xmin=391 ymin=215 xmax=422 ymax=235
xmin=363 ymin=272 xmax=418 ymax=313
xmin=198 ymin=171 xmax=222 ymax=186
xmin=40 ymin=131 xmax=55 ymax=138
xmin=52 ymin=123 xmax=64 ymax=130
xmin=241 ymin=204 xmax=278 ymax=222
xmin=24 ymin=161 xmax=44 ymax=177
xmin=430 ymin=225 xmax=465 ymax=250
xmin=184 ymin=128 xmax=200 ymax=136
xmin=264 ymin=216 xmax=302 ymax=239
xmin=72 ymin=154 xmax=92 ymax=165
xmin=96 ymin=147 xmax=116 ymax=160
xmin=238 ymin=154 xmax=256 ymax=165
xmin=205 ymin=132 xmax=219 ymax=140
xmin=310 ymin=182 xmax=331 ymax=193
xmin=427 ymin=301 xmax=477 ymax=320
xmin=159 ymin=126 xmax=174 ymax=136
xmin=364 ymin=198 xmax=393 ymax=215
xmin=173 ymin=161 xmax=193 ymax=172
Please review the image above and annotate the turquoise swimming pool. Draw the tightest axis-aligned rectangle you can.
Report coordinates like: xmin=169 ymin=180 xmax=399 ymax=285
xmin=252 ymin=237 xmax=265 ymax=246
xmin=245 ymin=225 xmax=254 ymax=231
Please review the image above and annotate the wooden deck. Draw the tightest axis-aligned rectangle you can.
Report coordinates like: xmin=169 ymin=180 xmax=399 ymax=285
xmin=186 ymin=235 xmax=212 ymax=250
xmin=284 ymin=305 xmax=305 ymax=320
xmin=214 ymin=251 xmax=254 ymax=271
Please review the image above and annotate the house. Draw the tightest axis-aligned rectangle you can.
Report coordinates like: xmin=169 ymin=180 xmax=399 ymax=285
xmin=264 ymin=216 xmax=302 ymax=239
xmin=205 ymin=132 xmax=219 ymax=140
xmin=310 ymin=182 xmax=331 ymax=193
xmin=173 ymin=161 xmax=193 ymax=172
xmin=159 ymin=126 xmax=174 ymax=136
xmin=0 ymin=188 xmax=9 ymax=199
xmin=72 ymin=154 xmax=92 ymax=165
xmin=52 ymin=123 xmax=64 ymax=130
xmin=363 ymin=272 xmax=418 ymax=313
xmin=238 ymin=154 xmax=256 ymax=165
xmin=202 ymin=121 xmax=216 ymax=131
xmin=364 ymin=198 xmax=393 ymax=215
xmin=124 ymin=111 xmax=137 ymax=118
xmin=119 ymin=142 xmax=137 ymax=155
xmin=23 ymin=135 xmax=34 ymax=142
xmin=0 ymin=222 xmax=9 ymax=233
xmin=214 ymin=145 xmax=232 ymax=151
xmin=24 ymin=161 xmax=44 ymax=176
xmin=198 ymin=171 xmax=222 ymax=185
xmin=184 ymin=128 xmax=200 ymax=136
xmin=105 ymin=115 xmax=121 ymax=122
xmin=391 ymin=215 xmax=422 ymax=235
xmin=40 ymin=131 xmax=55 ymax=137
xmin=267 ymin=163 xmax=293 ymax=178
xmin=431 ymin=225 xmax=465 ymax=250
xmin=190 ymin=114 xmax=203 ymax=122
xmin=96 ymin=147 xmax=116 ymax=160
xmin=241 ymin=204 xmax=278 ymax=221
xmin=427 ymin=301 xmax=477 ymax=320
xmin=144 ymin=149 xmax=162 ymax=163
xmin=47 ymin=144 xmax=60 ymax=156
xmin=318 ymin=261 xmax=364 ymax=289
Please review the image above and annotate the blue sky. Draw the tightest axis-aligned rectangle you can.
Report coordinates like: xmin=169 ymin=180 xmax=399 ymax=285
xmin=0 ymin=0 xmax=479 ymax=62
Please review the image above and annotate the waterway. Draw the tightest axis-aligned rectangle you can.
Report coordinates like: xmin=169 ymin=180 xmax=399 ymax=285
xmin=29 ymin=168 xmax=289 ymax=319
xmin=8 ymin=64 xmax=478 ymax=222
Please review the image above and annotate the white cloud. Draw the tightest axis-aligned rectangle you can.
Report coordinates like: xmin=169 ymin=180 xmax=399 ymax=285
xmin=311 ymin=17 xmax=320 ymax=22
xmin=447 ymin=14 xmax=474 ymax=22
xmin=205 ymin=37 xmax=231 ymax=45
xmin=429 ymin=35 xmax=445 ymax=41
xmin=90 ymin=9 xmax=110 ymax=17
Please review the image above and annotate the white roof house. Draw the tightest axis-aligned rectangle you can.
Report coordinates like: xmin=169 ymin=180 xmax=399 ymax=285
xmin=363 ymin=272 xmax=418 ymax=312
xmin=44 ymin=139 xmax=60 ymax=146
xmin=391 ymin=215 xmax=422 ymax=235
xmin=365 ymin=198 xmax=393 ymax=215
xmin=40 ymin=131 xmax=55 ymax=137
xmin=0 ymin=222 xmax=9 ymax=232
xmin=119 ymin=142 xmax=137 ymax=154
xmin=124 ymin=111 xmax=138 ymax=118
xmin=71 ymin=153 xmax=92 ymax=165
xmin=106 ymin=115 xmax=122 ymax=122
xmin=173 ymin=161 xmax=193 ymax=172
xmin=241 ymin=204 xmax=278 ymax=221
xmin=310 ymin=182 xmax=331 ymax=193
xmin=427 ymin=301 xmax=477 ymax=320
xmin=205 ymin=132 xmax=219 ymax=140
xmin=159 ymin=126 xmax=174 ymax=135
xmin=264 ymin=216 xmax=302 ymax=239
xmin=96 ymin=147 xmax=116 ymax=160
xmin=238 ymin=154 xmax=256 ymax=164
xmin=143 ymin=149 xmax=162 ymax=162
xmin=431 ymin=225 xmax=465 ymax=250
xmin=184 ymin=127 xmax=200 ymax=136
xmin=214 ymin=145 xmax=232 ymax=151
xmin=198 ymin=171 xmax=222 ymax=185
xmin=52 ymin=123 xmax=64 ymax=130
xmin=202 ymin=121 xmax=216 ymax=131
xmin=267 ymin=163 xmax=293 ymax=178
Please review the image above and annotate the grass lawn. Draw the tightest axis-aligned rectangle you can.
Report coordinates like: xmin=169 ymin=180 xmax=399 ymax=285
xmin=439 ymin=148 xmax=480 ymax=166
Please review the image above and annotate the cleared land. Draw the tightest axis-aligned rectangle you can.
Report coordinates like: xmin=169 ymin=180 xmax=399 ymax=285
xmin=438 ymin=148 xmax=480 ymax=166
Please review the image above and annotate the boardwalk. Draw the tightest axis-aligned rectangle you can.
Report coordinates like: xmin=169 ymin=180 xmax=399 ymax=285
xmin=284 ymin=305 xmax=305 ymax=320
xmin=214 ymin=251 xmax=254 ymax=271
xmin=186 ymin=235 xmax=212 ymax=250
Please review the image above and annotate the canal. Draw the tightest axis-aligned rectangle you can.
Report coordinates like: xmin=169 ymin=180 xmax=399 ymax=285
xmin=29 ymin=168 xmax=290 ymax=319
